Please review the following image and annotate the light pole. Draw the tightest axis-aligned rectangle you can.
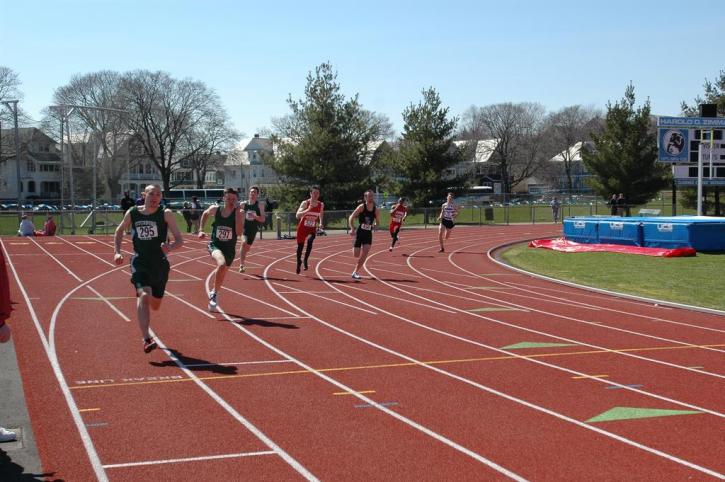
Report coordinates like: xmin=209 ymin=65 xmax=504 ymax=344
xmin=1 ymin=100 xmax=22 ymax=215
xmin=51 ymin=104 xmax=129 ymax=233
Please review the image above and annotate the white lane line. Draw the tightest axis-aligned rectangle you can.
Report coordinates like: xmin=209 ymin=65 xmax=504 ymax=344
xmin=321 ymin=244 xmax=725 ymax=477
xmin=214 ymin=257 xmax=526 ymax=482
xmin=397 ymin=240 xmax=725 ymax=378
xmin=283 ymin=246 xmax=725 ymax=479
xmin=440 ymin=242 xmax=725 ymax=359
xmin=2 ymin=240 xmax=110 ymax=482
xmin=434 ymin=237 xmax=725 ymax=334
xmin=389 ymin=244 xmax=725 ymax=400
xmin=220 ymin=284 xmax=301 ymax=318
xmin=271 ymin=282 xmax=379 ymax=316
xmin=148 ymin=329 xmax=319 ymax=481
xmin=39 ymin=244 xmax=318 ymax=481
xmin=339 ymin=283 xmax=457 ymax=314
xmin=103 ymin=450 xmax=276 ymax=469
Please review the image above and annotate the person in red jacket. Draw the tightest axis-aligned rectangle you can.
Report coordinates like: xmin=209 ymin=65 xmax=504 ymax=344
xmin=295 ymin=186 xmax=324 ymax=274
xmin=388 ymin=197 xmax=408 ymax=252
xmin=34 ymin=214 xmax=57 ymax=236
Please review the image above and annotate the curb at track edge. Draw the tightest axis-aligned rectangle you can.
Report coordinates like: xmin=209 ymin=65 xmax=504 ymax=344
xmin=487 ymin=237 xmax=725 ymax=318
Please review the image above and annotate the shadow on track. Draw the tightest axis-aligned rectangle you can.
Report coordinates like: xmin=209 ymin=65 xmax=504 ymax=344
xmin=149 ymin=349 xmax=238 ymax=374
xmin=226 ymin=314 xmax=299 ymax=330
xmin=0 ymin=448 xmax=57 ymax=481
xmin=248 ymin=274 xmax=298 ymax=282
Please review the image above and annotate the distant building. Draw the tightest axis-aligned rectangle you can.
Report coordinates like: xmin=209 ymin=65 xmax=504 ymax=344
xmin=223 ymin=134 xmax=278 ymax=194
xmin=547 ymin=141 xmax=593 ymax=193
xmin=0 ymin=127 xmax=61 ymax=201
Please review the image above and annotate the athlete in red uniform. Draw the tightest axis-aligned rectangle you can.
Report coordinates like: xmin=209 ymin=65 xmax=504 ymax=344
xmin=295 ymin=186 xmax=324 ymax=274
xmin=388 ymin=197 xmax=408 ymax=252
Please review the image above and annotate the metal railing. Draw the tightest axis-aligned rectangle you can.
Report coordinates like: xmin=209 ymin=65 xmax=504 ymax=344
xmin=0 ymin=196 xmax=700 ymax=237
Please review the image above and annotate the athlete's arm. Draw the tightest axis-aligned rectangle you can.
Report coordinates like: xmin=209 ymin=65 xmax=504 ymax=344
xmin=437 ymin=204 xmax=444 ymax=221
xmin=390 ymin=203 xmax=398 ymax=214
xmin=375 ymin=206 xmax=381 ymax=227
xmin=113 ymin=210 xmax=132 ymax=264
xmin=348 ymin=204 xmax=363 ymax=233
xmin=198 ymin=205 xmax=217 ymax=238
xmin=318 ymin=202 xmax=325 ymax=230
xmin=296 ymin=200 xmax=309 ymax=220
xmin=162 ymin=209 xmax=184 ymax=254
xmin=257 ymin=202 xmax=266 ymax=223
xmin=235 ymin=208 xmax=245 ymax=237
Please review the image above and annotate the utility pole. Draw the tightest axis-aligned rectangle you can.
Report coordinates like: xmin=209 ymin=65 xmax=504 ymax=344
xmin=1 ymin=100 xmax=22 ymax=215
xmin=51 ymin=104 xmax=128 ymax=233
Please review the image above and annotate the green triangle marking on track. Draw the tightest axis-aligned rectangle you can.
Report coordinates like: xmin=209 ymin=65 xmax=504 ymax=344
xmin=587 ymin=407 xmax=702 ymax=423
xmin=501 ymin=341 xmax=577 ymax=350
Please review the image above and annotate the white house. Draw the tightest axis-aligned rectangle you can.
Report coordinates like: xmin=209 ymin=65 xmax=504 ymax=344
xmin=0 ymin=128 xmax=62 ymax=202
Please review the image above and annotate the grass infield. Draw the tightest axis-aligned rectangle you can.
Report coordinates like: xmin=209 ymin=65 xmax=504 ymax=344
xmin=500 ymin=242 xmax=725 ymax=312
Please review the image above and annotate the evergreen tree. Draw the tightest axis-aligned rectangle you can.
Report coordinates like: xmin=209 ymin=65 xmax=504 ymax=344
xmin=394 ymin=88 xmax=462 ymax=206
xmin=270 ymin=63 xmax=386 ymax=209
xmin=581 ymin=84 xmax=669 ymax=208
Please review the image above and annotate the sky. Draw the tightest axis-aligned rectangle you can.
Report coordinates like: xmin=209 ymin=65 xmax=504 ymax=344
xmin=2 ymin=0 xmax=724 ymax=138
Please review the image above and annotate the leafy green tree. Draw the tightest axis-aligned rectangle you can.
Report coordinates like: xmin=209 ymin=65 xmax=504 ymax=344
xmin=393 ymin=88 xmax=462 ymax=206
xmin=581 ymin=84 xmax=669 ymax=209
xmin=681 ymin=69 xmax=725 ymax=116
xmin=269 ymin=62 xmax=388 ymax=209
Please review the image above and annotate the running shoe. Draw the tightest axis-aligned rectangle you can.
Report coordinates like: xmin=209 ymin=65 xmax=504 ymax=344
xmin=239 ymin=264 xmax=246 ymax=273
xmin=143 ymin=337 xmax=158 ymax=353
xmin=208 ymin=291 xmax=218 ymax=311
xmin=351 ymin=272 xmax=361 ymax=280
xmin=438 ymin=248 xmax=444 ymax=253
xmin=303 ymin=260 xmax=309 ymax=271
xmin=0 ymin=427 xmax=17 ymax=443
xmin=388 ymin=246 xmax=393 ymax=252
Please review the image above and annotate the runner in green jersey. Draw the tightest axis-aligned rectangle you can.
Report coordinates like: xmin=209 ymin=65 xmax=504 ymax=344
xmin=238 ymin=185 xmax=266 ymax=272
xmin=114 ymin=184 xmax=184 ymax=353
xmin=198 ymin=187 xmax=244 ymax=311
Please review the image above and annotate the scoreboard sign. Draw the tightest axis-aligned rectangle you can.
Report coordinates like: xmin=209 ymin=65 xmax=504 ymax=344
xmin=658 ymin=128 xmax=689 ymax=162
xmin=657 ymin=116 xmax=725 ymax=163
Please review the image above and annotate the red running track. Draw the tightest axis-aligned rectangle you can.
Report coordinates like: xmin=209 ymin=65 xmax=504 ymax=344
xmin=1 ymin=224 xmax=723 ymax=481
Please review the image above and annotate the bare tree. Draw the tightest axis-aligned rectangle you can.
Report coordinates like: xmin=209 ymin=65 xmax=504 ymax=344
xmin=546 ymin=105 xmax=602 ymax=198
xmin=52 ymin=71 xmax=134 ymax=200
xmin=473 ymin=102 xmax=549 ymax=194
xmin=119 ymin=70 xmax=234 ymax=192
xmin=181 ymin=109 xmax=240 ymax=188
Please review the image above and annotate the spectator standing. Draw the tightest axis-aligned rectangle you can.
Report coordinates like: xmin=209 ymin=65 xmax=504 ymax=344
xmin=550 ymin=197 xmax=561 ymax=223
xmin=190 ymin=196 xmax=202 ymax=234
xmin=120 ymin=191 xmax=135 ymax=213
xmin=616 ymin=193 xmax=627 ymax=217
xmin=181 ymin=202 xmax=193 ymax=233
xmin=608 ymin=194 xmax=618 ymax=216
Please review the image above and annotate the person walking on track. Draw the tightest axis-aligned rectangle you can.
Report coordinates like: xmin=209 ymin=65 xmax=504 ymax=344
xmin=113 ymin=184 xmax=184 ymax=353
xmin=348 ymin=190 xmax=380 ymax=280
xmin=198 ymin=188 xmax=245 ymax=311
xmin=295 ymin=186 xmax=324 ymax=274
xmin=437 ymin=192 xmax=459 ymax=253
xmin=238 ymin=186 xmax=266 ymax=272
xmin=388 ymin=197 xmax=408 ymax=252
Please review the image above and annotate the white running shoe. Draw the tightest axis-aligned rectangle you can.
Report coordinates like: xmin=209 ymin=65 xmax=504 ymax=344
xmin=238 ymin=264 xmax=246 ymax=273
xmin=208 ymin=291 xmax=218 ymax=311
xmin=0 ymin=427 xmax=17 ymax=443
xmin=351 ymin=272 xmax=361 ymax=280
